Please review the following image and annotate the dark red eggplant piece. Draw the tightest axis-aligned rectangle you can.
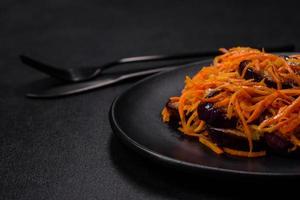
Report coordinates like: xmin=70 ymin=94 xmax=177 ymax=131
xmin=197 ymin=103 xmax=237 ymax=129
xmin=207 ymin=126 xmax=265 ymax=151
xmin=264 ymin=79 xmax=279 ymax=89
xmin=165 ymin=100 xmax=180 ymax=128
xmin=239 ymin=60 xmax=263 ymax=82
xmin=238 ymin=60 xmax=293 ymax=89
xmin=264 ymin=133 xmax=293 ymax=154
xmin=252 ymin=110 xmax=272 ymax=125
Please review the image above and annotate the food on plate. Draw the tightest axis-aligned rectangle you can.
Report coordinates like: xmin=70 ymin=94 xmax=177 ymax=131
xmin=161 ymin=47 xmax=300 ymax=157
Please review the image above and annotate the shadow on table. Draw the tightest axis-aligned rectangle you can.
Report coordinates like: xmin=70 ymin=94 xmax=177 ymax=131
xmin=109 ymin=135 xmax=297 ymax=200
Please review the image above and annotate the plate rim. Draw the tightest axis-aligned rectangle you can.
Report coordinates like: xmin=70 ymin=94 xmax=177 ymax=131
xmin=109 ymin=58 xmax=300 ymax=177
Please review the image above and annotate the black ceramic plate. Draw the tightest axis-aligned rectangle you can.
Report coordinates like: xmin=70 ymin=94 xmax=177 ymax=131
xmin=110 ymin=59 xmax=300 ymax=177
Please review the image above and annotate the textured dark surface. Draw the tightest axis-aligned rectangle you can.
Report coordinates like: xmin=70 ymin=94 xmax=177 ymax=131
xmin=1 ymin=0 xmax=300 ymax=199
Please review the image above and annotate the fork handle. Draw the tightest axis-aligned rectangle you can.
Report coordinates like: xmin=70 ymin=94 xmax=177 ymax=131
xmin=100 ymin=44 xmax=295 ymax=70
xmin=20 ymin=55 xmax=70 ymax=81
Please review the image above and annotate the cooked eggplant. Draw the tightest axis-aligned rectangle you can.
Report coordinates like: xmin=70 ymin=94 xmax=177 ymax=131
xmin=207 ymin=126 xmax=265 ymax=151
xmin=197 ymin=103 xmax=237 ymax=129
xmin=264 ymin=133 xmax=293 ymax=154
xmin=165 ymin=100 xmax=180 ymax=128
xmin=239 ymin=60 xmax=263 ymax=82
xmin=239 ymin=60 xmax=277 ymax=88
xmin=252 ymin=110 xmax=271 ymax=125
xmin=239 ymin=60 xmax=293 ymax=88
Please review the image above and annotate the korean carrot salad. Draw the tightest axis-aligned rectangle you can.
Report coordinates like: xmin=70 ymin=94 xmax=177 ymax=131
xmin=162 ymin=47 xmax=300 ymax=157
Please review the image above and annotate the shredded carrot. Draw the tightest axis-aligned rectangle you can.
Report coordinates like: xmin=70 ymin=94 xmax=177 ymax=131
xmin=291 ymin=135 xmax=300 ymax=147
xmin=161 ymin=107 xmax=170 ymax=122
xmin=223 ymin=148 xmax=266 ymax=157
xmin=247 ymin=92 xmax=278 ymax=123
xmin=199 ymin=135 xmax=224 ymax=154
xmin=161 ymin=47 xmax=300 ymax=157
